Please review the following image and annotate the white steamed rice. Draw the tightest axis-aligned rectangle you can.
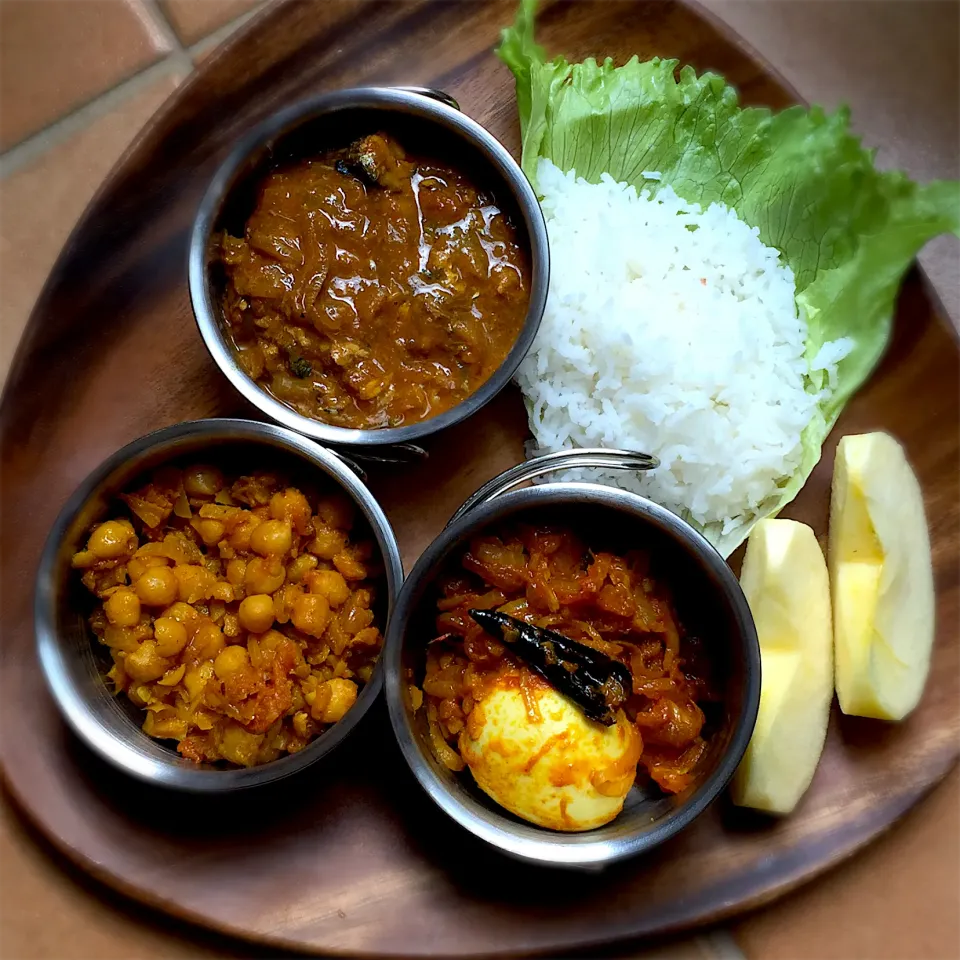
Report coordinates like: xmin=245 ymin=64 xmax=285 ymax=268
xmin=519 ymin=159 xmax=851 ymax=546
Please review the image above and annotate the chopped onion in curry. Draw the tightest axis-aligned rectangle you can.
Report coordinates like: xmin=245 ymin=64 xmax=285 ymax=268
xmin=219 ymin=132 xmax=530 ymax=430
xmin=419 ymin=524 xmax=719 ymax=795
xmin=72 ymin=465 xmax=383 ymax=767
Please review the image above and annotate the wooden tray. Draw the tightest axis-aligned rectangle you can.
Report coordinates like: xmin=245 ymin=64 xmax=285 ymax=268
xmin=1 ymin=1 xmax=957 ymax=955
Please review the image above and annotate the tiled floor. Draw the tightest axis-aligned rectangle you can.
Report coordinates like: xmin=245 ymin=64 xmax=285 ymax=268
xmin=0 ymin=0 xmax=268 ymax=386
xmin=0 ymin=2 xmax=957 ymax=959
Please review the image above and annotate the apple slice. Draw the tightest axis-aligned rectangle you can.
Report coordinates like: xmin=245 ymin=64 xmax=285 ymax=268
xmin=829 ymin=432 xmax=935 ymax=721
xmin=732 ymin=519 xmax=833 ymax=814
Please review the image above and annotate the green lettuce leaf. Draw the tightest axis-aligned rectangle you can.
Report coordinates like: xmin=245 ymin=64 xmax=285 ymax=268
xmin=498 ymin=0 xmax=960 ymax=556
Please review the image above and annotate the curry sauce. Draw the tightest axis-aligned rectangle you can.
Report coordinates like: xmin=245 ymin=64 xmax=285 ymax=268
xmin=419 ymin=524 xmax=719 ymax=794
xmin=219 ymin=133 xmax=530 ymax=430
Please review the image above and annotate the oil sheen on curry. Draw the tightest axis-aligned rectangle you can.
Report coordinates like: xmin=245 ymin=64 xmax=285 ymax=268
xmin=218 ymin=133 xmax=530 ymax=430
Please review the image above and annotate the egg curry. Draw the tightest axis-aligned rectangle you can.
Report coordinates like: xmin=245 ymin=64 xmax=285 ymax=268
xmin=417 ymin=524 xmax=717 ymax=832
xmin=218 ymin=132 xmax=530 ymax=430
xmin=72 ymin=464 xmax=383 ymax=767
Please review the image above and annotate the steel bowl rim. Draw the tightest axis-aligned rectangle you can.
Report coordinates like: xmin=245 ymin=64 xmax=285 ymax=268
xmin=384 ymin=480 xmax=761 ymax=867
xmin=35 ymin=417 xmax=403 ymax=792
xmin=188 ymin=85 xmax=549 ymax=447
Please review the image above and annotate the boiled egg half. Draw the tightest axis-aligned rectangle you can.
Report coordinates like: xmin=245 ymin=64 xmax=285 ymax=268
xmin=459 ymin=673 xmax=641 ymax=831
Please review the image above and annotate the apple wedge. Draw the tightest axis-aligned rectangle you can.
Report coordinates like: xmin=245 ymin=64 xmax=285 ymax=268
xmin=829 ymin=432 xmax=935 ymax=721
xmin=732 ymin=519 xmax=833 ymax=814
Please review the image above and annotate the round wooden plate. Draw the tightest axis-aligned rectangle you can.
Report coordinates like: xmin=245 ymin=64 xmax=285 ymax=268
xmin=1 ymin=1 xmax=957 ymax=955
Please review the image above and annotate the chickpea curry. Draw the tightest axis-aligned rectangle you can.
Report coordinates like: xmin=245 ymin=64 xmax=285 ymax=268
xmin=72 ymin=464 xmax=382 ymax=767
xmin=419 ymin=524 xmax=718 ymax=795
xmin=219 ymin=132 xmax=530 ymax=430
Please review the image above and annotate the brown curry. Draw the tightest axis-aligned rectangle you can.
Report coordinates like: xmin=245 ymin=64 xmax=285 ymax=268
xmin=219 ymin=133 xmax=530 ymax=430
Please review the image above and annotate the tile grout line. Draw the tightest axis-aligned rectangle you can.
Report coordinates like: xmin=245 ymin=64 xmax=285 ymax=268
xmin=187 ymin=2 xmax=269 ymax=61
xmin=139 ymin=0 xmax=194 ymax=74
xmin=0 ymin=56 xmax=188 ymax=180
xmin=0 ymin=2 xmax=265 ymax=182
xmin=0 ymin=0 xmax=194 ymax=177
xmin=695 ymin=930 xmax=749 ymax=960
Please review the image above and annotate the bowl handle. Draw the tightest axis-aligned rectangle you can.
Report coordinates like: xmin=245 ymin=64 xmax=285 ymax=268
xmin=447 ymin=448 xmax=659 ymax=526
xmin=336 ymin=443 xmax=429 ymax=468
xmin=393 ymin=87 xmax=461 ymax=111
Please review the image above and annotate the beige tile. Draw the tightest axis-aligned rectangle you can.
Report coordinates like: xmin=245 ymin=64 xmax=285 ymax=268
xmin=0 ymin=0 xmax=171 ymax=151
xmin=160 ymin=0 xmax=260 ymax=44
xmin=0 ymin=67 xmax=186 ymax=388
xmin=188 ymin=1 xmax=269 ymax=63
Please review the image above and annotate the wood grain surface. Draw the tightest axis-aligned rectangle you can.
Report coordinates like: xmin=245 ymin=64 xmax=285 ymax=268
xmin=0 ymin=1 xmax=957 ymax=956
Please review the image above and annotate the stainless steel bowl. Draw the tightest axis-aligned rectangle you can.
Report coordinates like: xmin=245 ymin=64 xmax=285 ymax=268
xmin=188 ymin=86 xmax=549 ymax=447
xmin=384 ymin=451 xmax=760 ymax=868
xmin=35 ymin=418 xmax=403 ymax=791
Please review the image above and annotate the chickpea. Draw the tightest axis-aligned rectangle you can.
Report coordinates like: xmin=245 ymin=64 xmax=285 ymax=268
xmin=153 ymin=617 xmax=188 ymax=657
xmin=341 ymin=589 xmax=374 ymax=634
xmin=134 ymin=566 xmax=178 ymax=606
xmin=194 ymin=518 xmax=225 ymax=546
xmin=250 ymin=519 xmax=293 ymax=557
xmin=210 ymin=581 xmax=234 ymax=603
xmin=71 ymin=549 xmax=97 ymax=569
xmin=244 ymin=556 xmax=285 ymax=595
xmin=291 ymin=593 xmax=330 ymax=639
xmin=127 ymin=555 xmax=169 ymax=582
xmin=190 ymin=622 xmax=226 ymax=660
xmin=351 ymin=626 xmax=380 ymax=647
xmin=308 ymin=526 xmax=346 ymax=560
xmin=173 ymin=564 xmax=216 ymax=604
xmin=103 ymin=624 xmax=142 ymax=652
xmin=333 ymin=551 xmax=367 ymax=581
xmin=124 ymin=640 xmax=169 ymax=683
xmin=214 ymin=645 xmax=250 ymax=680
xmin=316 ymin=494 xmax=354 ymax=531
xmin=162 ymin=601 xmax=200 ymax=627
xmin=311 ymin=678 xmax=357 ymax=723
xmin=257 ymin=629 xmax=290 ymax=655
xmin=287 ymin=553 xmax=318 ymax=584
xmin=238 ymin=594 xmax=275 ymax=634
xmin=225 ymin=558 xmax=247 ymax=587
xmin=270 ymin=489 xmax=312 ymax=533
xmin=87 ymin=520 xmax=136 ymax=560
xmin=182 ymin=464 xmax=224 ymax=498
xmin=104 ymin=588 xmax=141 ymax=627
xmin=229 ymin=515 xmax=261 ymax=552
xmin=305 ymin=569 xmax=350 ymax=606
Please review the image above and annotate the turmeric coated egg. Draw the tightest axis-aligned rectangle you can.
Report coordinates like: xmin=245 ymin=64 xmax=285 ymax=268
xmin=459 ymin=674 xmax=642 ymax=831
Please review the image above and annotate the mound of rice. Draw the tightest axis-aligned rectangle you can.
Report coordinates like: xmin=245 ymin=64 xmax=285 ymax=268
xmin=519 ymin=159 xmax=849 ymax=548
